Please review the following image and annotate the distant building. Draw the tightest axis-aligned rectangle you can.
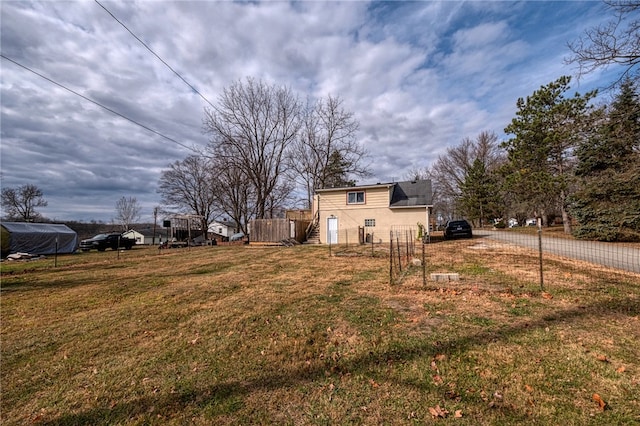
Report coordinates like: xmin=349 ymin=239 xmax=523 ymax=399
xmin=208 ymin=220 xmax=239 ymax=241
xmin=123 ymin=228 xmax=168 ymax=245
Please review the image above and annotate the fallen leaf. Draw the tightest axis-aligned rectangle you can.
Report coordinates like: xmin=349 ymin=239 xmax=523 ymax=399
xmin=454 ymin=409 xmax=463 ymax=418
xmin=596 ymin=354 xmax=609 ymax=363
xmin=592 ymin=393 xmax=607 ymax=411
xmin=445 ymin=389 xmax=460 ymax=400
xmin=433 ymin=375 xmax=444 ymax=385
xmin=434 ymin=354 xmax=446 ymax=361
xmin=541 ymin=292 xmax=553 ymax=300
xmin=616 ymin=366 xmax=626 ymax=373
xmin=525 ymin=384 xmax=533 ymax=393
xmin=428 ymin=405 xmax=449 ymax=418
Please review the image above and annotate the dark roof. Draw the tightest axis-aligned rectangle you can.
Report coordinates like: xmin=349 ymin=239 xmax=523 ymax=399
xmin=390 ymin=180 xmax=433 ymax=207
xmin=132 ymin=228 xmax=168 ymax=238
xmin=2 ymin=222 xmax=76 ymax=234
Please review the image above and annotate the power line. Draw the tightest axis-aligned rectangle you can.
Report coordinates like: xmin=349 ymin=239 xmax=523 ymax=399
xmin=94 ymin=0 xmax=216 ymax=110
xmin=1 ymin=53 xmax=198 ymax=153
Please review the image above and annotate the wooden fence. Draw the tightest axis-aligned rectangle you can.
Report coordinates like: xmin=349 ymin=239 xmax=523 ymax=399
xmin=249 ymin=219 xmax=309 ymax=244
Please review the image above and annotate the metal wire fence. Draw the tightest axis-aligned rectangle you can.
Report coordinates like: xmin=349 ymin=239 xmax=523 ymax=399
xmin=327 ymin=225 xmax=640 ymax=287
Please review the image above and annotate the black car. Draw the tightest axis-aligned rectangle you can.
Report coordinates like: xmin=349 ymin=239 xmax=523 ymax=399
xmin=444 ymin=220 xmax=472 ymax=239
xmin=79 ymin=233 xmax=136 ymax=251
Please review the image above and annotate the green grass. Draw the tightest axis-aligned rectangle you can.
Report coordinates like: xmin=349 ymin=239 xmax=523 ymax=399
xmin=1 ymin=243 xmax=639 ymax=425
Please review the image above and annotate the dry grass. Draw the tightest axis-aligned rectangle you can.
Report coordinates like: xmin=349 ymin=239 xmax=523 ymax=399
xmin=1 ymin=241 xmax=639 ymax=425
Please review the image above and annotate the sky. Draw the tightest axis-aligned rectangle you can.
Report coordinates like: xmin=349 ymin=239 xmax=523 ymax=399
xmin=0 ymin=0 xmax=621 ymax=223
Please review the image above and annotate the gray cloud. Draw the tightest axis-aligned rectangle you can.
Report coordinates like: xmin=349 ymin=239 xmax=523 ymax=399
xmin=1 ymin=0 xmax=612 ymax=222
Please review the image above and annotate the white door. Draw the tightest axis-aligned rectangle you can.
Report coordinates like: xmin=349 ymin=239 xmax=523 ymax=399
xmin=327 ymin=217 xmax=338 ymax=244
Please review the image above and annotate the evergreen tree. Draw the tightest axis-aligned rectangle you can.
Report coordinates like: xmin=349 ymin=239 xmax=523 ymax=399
xmin=502 ymin=76 xmax=596 ymax=232
xmin=571 ymin=78 xmax=640 ymax=241
xmin=322 ymin=150 xmax=356 ymax=188
xmin=458 ymin=159 xmax=501 ymax=227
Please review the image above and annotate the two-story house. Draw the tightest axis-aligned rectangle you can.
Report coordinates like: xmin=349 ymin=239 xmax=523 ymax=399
xmin=313 ymin=180 xmax=433 ymax=244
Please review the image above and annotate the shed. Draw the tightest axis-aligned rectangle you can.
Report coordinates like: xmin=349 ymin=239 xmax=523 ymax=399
xmin=122 ymin=229 xmax=145 ymax=245
xmin=1 ymin=222 xmax=78 ymax=256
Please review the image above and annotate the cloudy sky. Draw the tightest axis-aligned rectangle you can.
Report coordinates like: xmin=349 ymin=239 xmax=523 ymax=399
xmin=1 ymin=1 xmax=619 ymax=223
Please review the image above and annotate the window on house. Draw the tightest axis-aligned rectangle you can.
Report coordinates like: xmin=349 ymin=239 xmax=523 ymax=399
xmin=364 ymin=219 xmax=376 ymax=227
xmin=347 ymin=191 xmax=365 ymax=204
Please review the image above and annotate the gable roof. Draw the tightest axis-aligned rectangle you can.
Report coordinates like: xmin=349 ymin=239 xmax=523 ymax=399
xmin=390 ymin=180 xmax=432 ymax=208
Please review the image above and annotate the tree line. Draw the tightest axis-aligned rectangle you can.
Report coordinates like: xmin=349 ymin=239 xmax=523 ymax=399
xmin=412 ymin=77 xmax=639 ymax=241
xmin=157 ymin=78 xmax=369 ymax=235
xmin=4 ymin=77 xmax=637 ymax=242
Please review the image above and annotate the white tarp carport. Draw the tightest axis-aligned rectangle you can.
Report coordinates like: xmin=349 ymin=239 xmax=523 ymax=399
xmin=1 ymin=222 xmax=78 ymax=255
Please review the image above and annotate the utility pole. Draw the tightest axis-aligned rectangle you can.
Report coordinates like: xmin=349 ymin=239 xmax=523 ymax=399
xmin=153 ymin=206 xmax=159 ymax=245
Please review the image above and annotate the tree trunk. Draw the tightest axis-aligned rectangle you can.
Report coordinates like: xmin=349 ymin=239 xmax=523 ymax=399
xmin=542 ymin=212 xmax=549 ymax=227
xmin=561 ymin=189 xmax=572 ymax=234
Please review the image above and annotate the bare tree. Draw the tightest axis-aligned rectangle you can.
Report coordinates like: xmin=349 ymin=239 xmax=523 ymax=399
xmin=567 ymin=0 xmax=640 ymax=83
xmin=203 ymin=78 xmax=301 ymax=219
xmin=114 ymin=196 xmax=142 ymax=231
xmin=433 ymin=131 xmax=503 ymax=200
xmin=209 ymin=154 xmax=255 ymax=234
xmin=1 ymin=184 xmax=48 ymax=221
xmin=157 ymin=155 xmax=216 ymax=234
xmin=288 ymin=95 xmax=369 ymax=207
xmin=431 ymin=131 xmax=504 ymax=221
xmin=404 ymin=166 xmax=434 ymax=182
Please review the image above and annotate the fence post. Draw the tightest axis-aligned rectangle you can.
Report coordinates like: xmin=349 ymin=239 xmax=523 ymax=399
xmin=371 ymin=232 xmax=374 ymax=257
xmin=389 ymin=231 xmax=394 ymax=284
xmin=405 ymin=230 xmax=409 ymax=264
xmin=422 ymin=240 xmax=426 ymax=287
xmin=396 ymin=233 xmax=402 ymax=273
xmin=537 ymin=219 xmax=544 ymax=290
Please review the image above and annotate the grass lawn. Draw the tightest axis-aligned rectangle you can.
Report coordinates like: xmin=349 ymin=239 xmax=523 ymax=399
xmin=1 ymin=241 xmax=639 ymax=425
